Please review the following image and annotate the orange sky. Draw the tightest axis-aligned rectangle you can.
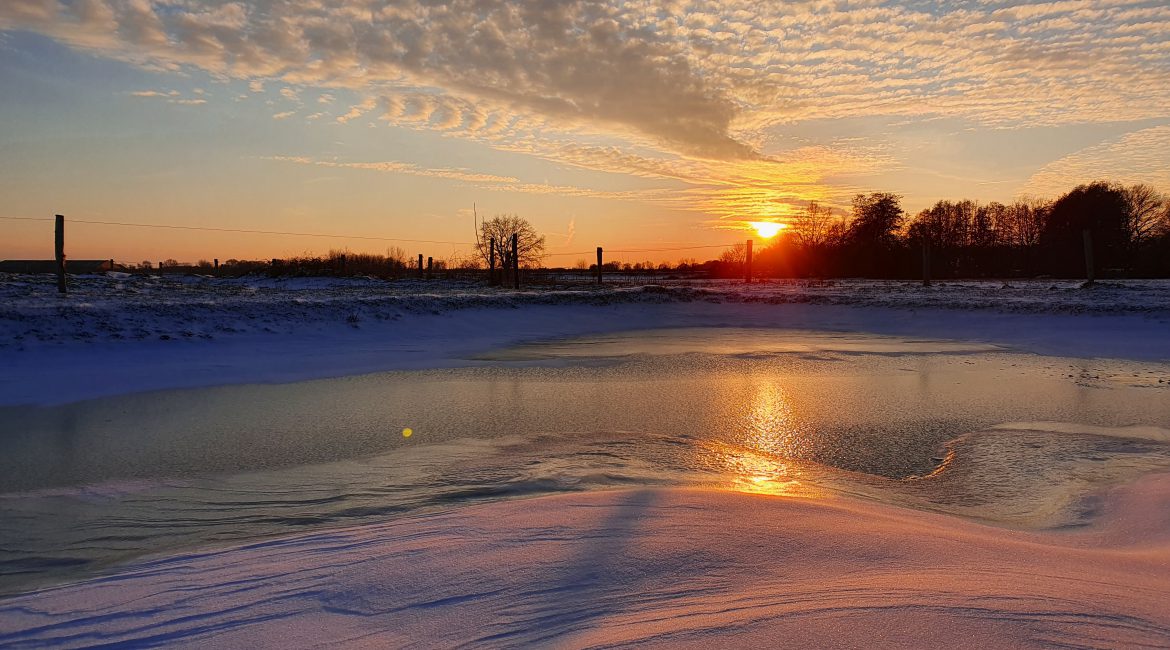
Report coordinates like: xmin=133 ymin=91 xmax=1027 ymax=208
xmin=2 ymin=1 xmax=1169 ymax=264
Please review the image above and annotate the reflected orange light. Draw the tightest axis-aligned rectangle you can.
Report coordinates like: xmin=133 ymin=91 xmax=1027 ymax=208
xmin=704 ymin=381 xmax=823 ymax=498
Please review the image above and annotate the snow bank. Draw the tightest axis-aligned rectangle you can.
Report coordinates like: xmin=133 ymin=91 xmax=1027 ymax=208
xmin=3 ymin=479 xmax=1170 ymax=648
xmin=2 ymin=275 xmax=1168 ymax=406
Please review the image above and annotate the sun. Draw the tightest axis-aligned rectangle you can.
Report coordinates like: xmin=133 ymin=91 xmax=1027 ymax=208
xmin=750 ymin=222 xmax=785 ymax=238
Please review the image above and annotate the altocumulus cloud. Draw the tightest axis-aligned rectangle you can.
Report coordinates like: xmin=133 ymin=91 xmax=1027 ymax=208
xmin=2 ymin=0 xmax=1169 ymax=218
xmin=2 ymin=1 xmax=1168 ymax=138
xmin=0 ymin=0 xmax=755 ymax=159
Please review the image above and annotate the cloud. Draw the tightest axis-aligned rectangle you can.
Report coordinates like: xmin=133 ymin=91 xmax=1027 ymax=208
xmin=128 ymin=88 xmax=205 ymax=105
xmin=336 ymin=97 xmax=377 ymax=124
xmin=5 ymin=0 xmax=1169 ymax=214
xmin=262 ymin=144 xmax=880 ymax=222
xmin=263 ymin=154 xmax=682 ymax=202
xmin=272 ymin=110 xmax=295 ymax=120
xmin=0 ymin=0 xmax=757 ymax=159
xmin=5 ymin=1 xmax=1168 ymax=141
xmin=264 ymin=155 xmax=520 ymax=184
xmin=1023 ymin=126 xmax=1170 ymax=197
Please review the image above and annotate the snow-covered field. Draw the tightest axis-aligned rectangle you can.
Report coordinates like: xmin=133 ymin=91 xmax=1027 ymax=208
xmin=3 ymin=275 xmax=1169 ymax=349
xmin=3 ymin=273 xmax=1170 ymax=648
xmin=2 ymin=274 xmax=1168 ymax=406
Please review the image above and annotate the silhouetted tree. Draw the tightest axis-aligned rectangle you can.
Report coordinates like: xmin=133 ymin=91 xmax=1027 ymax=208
xmin=847 ymin=193 xmax=905 ymax=247
xmin=475 ymin=214 xmax=546 ymax=273
xmin=1121 ymin=184 xmax=1166 ymax=246
xmin=997 ymin=198 xmax=1048 ymax=249
xmin=1042 ymin=182 xmax=1129 ymax=276
xmin=792 ymin=201 xmax=836 ymax=248
xmin=842 ymin=193 xmax=905 ymax=276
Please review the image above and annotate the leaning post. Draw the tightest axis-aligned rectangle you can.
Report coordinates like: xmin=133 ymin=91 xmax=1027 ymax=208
xmin=54 ymin=214 xmax=66 ymax=294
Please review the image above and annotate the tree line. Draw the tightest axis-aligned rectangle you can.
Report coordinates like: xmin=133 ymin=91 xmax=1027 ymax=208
xmin=725 ymin=181 xmax=1170 ymax=279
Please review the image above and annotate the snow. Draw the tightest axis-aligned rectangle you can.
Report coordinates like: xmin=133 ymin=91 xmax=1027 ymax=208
xmin=3 ymin=273 xmax=1170 ymax=647
xmin=2 ymin=274 xmax=1168 ymax=406
xmin=3 ymin=478 xmax=1170 ymax=648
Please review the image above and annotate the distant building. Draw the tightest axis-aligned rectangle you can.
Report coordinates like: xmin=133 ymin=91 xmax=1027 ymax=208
xmin=0 ymin=259 xmax=123 ymax=274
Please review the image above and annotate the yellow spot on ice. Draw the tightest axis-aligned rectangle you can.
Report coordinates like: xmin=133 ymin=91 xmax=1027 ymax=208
xmin=402 ymin=427 xmax=413 ymax=438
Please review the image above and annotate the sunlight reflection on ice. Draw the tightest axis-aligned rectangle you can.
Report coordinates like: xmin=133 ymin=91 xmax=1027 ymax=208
xmin=704 ymin=379 xmax=825 ymax=498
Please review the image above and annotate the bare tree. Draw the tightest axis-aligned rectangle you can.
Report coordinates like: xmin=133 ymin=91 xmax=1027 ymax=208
xmin=1122 ymin=184 xmax=1166 ymax=246
xmin=720 ymin=242 xmax=746 ymax=265
xmin=994 ymin=198 xmax=1047 ymax=248
xmin=475 ymin=212 xmax=546 ymax=271
xmin=792 ymin=201 xmax=835 ymax=248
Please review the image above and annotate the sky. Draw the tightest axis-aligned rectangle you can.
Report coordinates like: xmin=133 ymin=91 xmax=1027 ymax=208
xmin=1 ymin=0 xmax=1169 ymax=265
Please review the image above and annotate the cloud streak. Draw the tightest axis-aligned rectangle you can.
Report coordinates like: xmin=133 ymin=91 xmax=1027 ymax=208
xmin=1023 ymin=125 xmax=1170 ymax=196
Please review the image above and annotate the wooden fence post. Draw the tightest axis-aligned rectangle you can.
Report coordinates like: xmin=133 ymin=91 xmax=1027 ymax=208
xmin=489 ymin=237 xmax=496 ymax=285
xmin=744 ymin=239 xmax=753 ymax=283
xmin=427 ymin=256 xmax=433 ymax=280
xmin=922 ymin=240 xmax=931 ymax=287
xmin=417 ymin=254 xmax=424 ymax=278
xmin=596 ymin=247 xmax=603 ymax=284
xmin=1082 ymin=229 xmax=1095 ymax=286
xmin=54 ymin=214 xmax=66 ymax=294
xmin=511 ymin=233 xmax=520 ymax=289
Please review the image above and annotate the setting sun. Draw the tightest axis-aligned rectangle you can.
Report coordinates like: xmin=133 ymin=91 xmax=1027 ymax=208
xmin=750 ymin=222 xmax=786 ymax=238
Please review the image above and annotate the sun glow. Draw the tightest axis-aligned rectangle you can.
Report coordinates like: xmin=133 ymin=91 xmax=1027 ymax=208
xmin=750 ymin=222 xmax=785 ymax=238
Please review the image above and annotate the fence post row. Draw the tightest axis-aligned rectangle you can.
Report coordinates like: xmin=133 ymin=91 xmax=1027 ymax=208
xmin=54 ymin=214 xmax=66 ymax=294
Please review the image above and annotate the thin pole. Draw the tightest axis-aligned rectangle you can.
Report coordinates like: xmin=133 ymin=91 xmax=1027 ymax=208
xmin=511 ymin=233 xmax=520 ymax=289
xmin=489 ymin=237 xmax=496 ymax=285
xmin=1082 ymin=229 xmax=1095 ymax=286
xmin=596 ymin=247 xmax=603 ymax=284
xmin=922 ymin=239 xmax=931 ymax=287
xmin=744 ymin=239 xmax=753 ymax=283
xmin=54 ymin=214 xmax=66 ymax=294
